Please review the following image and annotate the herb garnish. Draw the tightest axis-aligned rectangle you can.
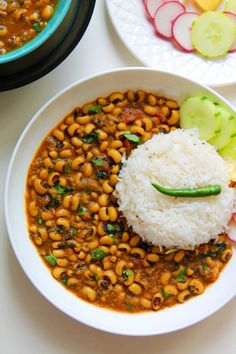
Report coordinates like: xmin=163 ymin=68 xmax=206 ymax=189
xmin=64 ymin=161 xmax=72 ymax=175
xmin=37 ymin=218 xmax=44 ymax=225
xmin=122 ymin=269 xmax=134 ymax=280
xmin=91 ymin=248 xmax=107 ymax=261
xmin=61 ymin=274 xmax=68 ymax=285
xmin=91 ymin=156 xmax=104 ymax=167
xmin=32 ymin=19 xmax=42 ymax=32
xmin=81 ymin=131 xmax=100 ymax=144
xmin=87 ymin=104 xmax=103 ymax=114
xmin=105 ymin=222 xmax=124 ymax=235
xmin=125 ymin=299 xmax=134 ymax=312
xmin=175 ymin=268 xmax=187 ymax=283
xmin=45 ymin=197 xmax=60 ymax=209
xmin=77 ymin=205 xmax=87 ymax=216
xmin=52 ymin=185 xmax=74 ymax=195
xmin=45 ymin=254 xmax=57 ymax=266
xmin=122 ymin=131 xmax=140 ymax=143
xmin=161 ymin=289 xmax=170 ymax=299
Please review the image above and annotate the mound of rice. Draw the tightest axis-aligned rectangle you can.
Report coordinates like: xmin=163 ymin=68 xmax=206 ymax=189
xmin=116 ymin=129 xmax=236 ymax=249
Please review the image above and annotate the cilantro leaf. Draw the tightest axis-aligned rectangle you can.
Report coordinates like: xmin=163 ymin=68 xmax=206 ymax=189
xmin=125 ymin=299 xmax=134 ymax=312
xmin=45 ymin=197 xmax=60 ymax=209
xmin=52 ymin=185 xmax=74 ymax=195
xmin=175 ymin=268 xmax=187 ymax=283
xmin=64 ymin=161 xmax=72 ymax=175
xmin=81 ymin=131 xmax=100 ymax=144
xmin=161 ymin=289 xmax=170 ymax=299
xmin=77 ymin=205 xmax=87 ymax=216
xmin=33 ymin=19 xmax=42 ymax=33
xmin=87 ymin=104 xmax=103 ymax=114
xmin=122 ymin=269 xmax=134 ymax=280
xmin=37 ymin=218 xmax=44 ymax=225
xmin=96 ymin=170 xmax=108 ymax=179
xmin=45 ymin=254 xmax=57 ymax=266
xmin=122 ymin=131 xmax=140 ymax=143
xmin=91 ymin=248 xmax=107 ymax=261
xmin=91 ymin=157 xmax=104 ymax=167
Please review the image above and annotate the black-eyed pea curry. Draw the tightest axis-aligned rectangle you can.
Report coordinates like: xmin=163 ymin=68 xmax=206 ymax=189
xmin=26 ymin=90 xmax=233 ymax=313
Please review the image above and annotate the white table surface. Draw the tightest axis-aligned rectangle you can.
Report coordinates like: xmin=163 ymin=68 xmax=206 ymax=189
xmin=1 ymin=1 xmax=236 ymax=353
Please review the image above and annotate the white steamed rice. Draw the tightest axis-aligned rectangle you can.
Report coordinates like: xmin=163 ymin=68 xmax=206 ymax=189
xmin=116 ymin=129 xmax=236 ymax=249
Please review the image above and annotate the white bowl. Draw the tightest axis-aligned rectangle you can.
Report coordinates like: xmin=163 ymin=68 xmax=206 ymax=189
xmin=5 ymin=67 xmax=236 ymax=336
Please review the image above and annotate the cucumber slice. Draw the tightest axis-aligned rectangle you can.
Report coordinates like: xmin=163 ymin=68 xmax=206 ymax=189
xmin=180 ymin=96 xmax=221 ymax=141
xmin=209 ymin=107 xmax=236 ymax=150
xmin=191 ymin=11 xmax=236 ymax=58
xmin=219 ymin=137 xmax=236 ymax=160
xmin=225 ymin=0 xmax=236 ymax=14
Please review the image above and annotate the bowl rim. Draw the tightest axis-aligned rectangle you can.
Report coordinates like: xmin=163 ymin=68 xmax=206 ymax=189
xmin=0 ymin=0 xmax=72 ymax=64
xmin=4 ymin=67 xmax=236 ymax=336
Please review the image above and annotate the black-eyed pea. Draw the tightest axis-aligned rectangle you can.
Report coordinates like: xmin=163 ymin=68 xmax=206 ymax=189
xmin=41 ymin=5 xmax=53 ymax=20
xmin=128 ymin=283 xmax=142 ymax=295
xmin=130 ymin=247 xmax=145 ymax=259
xmin=164 ymin=284 xmax=178 ymax=296
xmin=43 ymin=157 xmax=53 ymax=168
xmin=108 ymin=206 xmax=118 ymax=222
xmin=85 ymin=254 xmax=92 ymax=264
xmin=151 ymin=246 xmax=161 ymax=254
xmin=71 ymin=156 xmax=85 ymax=170
xmin=117 ymin=99 xmax=128 ymax=107
xmin=118 ymin=243 xmax=131 ymax=253
xmin=161 ymin=106 xmax=170 ymax=116
xmin=78 ymin=251 xmax=86 ymax=260
xmin=109 ymin=92 xmax=124 ymax=103
xmin=88 ymin=239 xmax=99 ymax=250
xmin=76 ymin=115 xmax=91 ymax=125
xmin=121 ymin=232 xmax=130 ymax=242
xmin=137 ymin=90 xmax=145 ymax=102
xmin=174 ymin=250 xmax=185 ymax=263
xmin=147 ymin=94 xmax=157 ymax=106
xmin=110 ymin=245 xmax=118 ymax=255
xmin=34 ymin=236 xmax=43 ymax=246
xmin=100 ymin=236 xmax=113 ymax=246
xmin=52 ymin=267 xmax=66 ymax=279
xmin=102 ymin=103 xmax=115 ymax=113
xmin=117 ymin=122 xmax=127 ymax=131
xmin=97 ymin=97 xmax=107 ymax=106
xmin=71 ymin=195 xmax=80 ymax=211
xmin=115 ymin=260 xmax=126 ymax=276
xmin=71 ymin=137 xmax=83 ymax=147
xmin=113 ymin=107 xmax=122 ymax=116
xmin=107 ymin=149 xmax=122 ymax=164
xmin=68 ymin=254 xmax=77 ymax=262
xmin=130 ymin=126 xmax=145 ymax=135
xmin=100 ymin=141 xmax=109 ymax=152
xmin=65 ymin=115 xmax=74 ymax=125
xmin=47 ymin=172 xmax=60 ymax=186
xmin=134 ymin=119 xmax=142 ymax=127
xmin=54 ymin=160 xmax=66 ymax=172
xmin=39 ymin=168 xmax=49 ymax=180
xmin=67 ymin=278 xmax=78 ymax=287
xmin=99 ymin=207 xmax=109 ymax=221
xmin=166 ymin=100 xmax=179 ymax=109
xmin=110 ymin=140 xmax=123 ymax=149
xmin=102 ymin=180 xmax=113 ymax=194
xmin=42 ymin=210 xmax=53 ymax=219
xmin=56 ymin=217 xmax=70 ymax=229
xmin=117 ymin=292 xmax=126 ymax=302
xmin=49 ymin=150 xmax=58 ymax=159
xmin=99 ymin=245 xmax=109 ymax=254
xmin=146 ymin=254 xmax=159 ymax=263
xmin=142 ymin=258 xmax=150 ymax=268
xmin=97 ymin=222 xmax=106 ymax=236
xmin=177 ymin=290 xmax=191 ymax=303
xmin=142 ymin=117 xmax=153 ymax=131
xmin=29 ymin=201 xmax=38 ymax=217
xmin=140 ymin=297 xmax=152 ymax=309
xmin=177 ymin=281 xmax=189 ymax=291
xmin=143 ymin=105 xmax=158 ymax=116
xmin=152 ymin=293 xmax=164 ymax=310
xmin=52 ymin=129 xmax=64 ymax=141
xmin=62 ymin=195 xmax=72 ymax=209
xmin=114 ymin=284 xmax=123 ymax=293
xmin=126 ymin=90 xmax=135 ymax=101
xmin=186 ymin=267 xmax=194 ymax=276
xmin=104 ymin=270 xmax=117 ymax=285
xmin=221 ymin=249 xmax=232 ymax=262
xmin=57 ymin=258 xmax=69 ymax=267
xmin=38 ymin=228 xmax=48 ymax=242
xmin=34 ymin=179 xmax=47 ymax=195
xmin=84 ymin=123 xmax=96 ymax=134
xmin=49 ymin=232 xmax=62 ymax=241
xmin=82 ymin=286 xmax=97 ymax=301
xmin=189 ymin=279 xmax=204 ymax=295
xmin=167 ymin=110 xmax=179 ymax=126
xmin=123 ymin=269 xmax=134 ymax=286
xmin=89 ymin=202 xmax=99 ymax=213
xmin=59 ymin=149 xmax=72 ymax=158
xmin=109 ymin=174 xmax=118 ymax=186
xmin=129 ymin=235 xmax=141 ymax=247
xmin=55 ymin=209 xmax=70 ymax=218
xmin=103 ymin=259 xmax=112 ymax=270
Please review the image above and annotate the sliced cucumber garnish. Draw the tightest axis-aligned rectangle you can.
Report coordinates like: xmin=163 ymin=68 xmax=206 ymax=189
xmin=191 ymin=11 xmax=236 ymax=58
xmin=180 ymin=96 xmax=221 ymax=141
xmin=209 ymin=107 xmax=236 ymax=150
xmin=225 ymin=0 xmax=236 ymax=14
xmin=219 ymin=137 xmax=236 ymax=160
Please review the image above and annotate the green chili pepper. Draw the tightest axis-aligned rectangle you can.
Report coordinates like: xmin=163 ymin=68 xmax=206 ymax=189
xmin=151 ymin=183 xmax=221 ymax=197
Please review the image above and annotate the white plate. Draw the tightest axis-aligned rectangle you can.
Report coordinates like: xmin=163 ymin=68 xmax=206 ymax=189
xmin=106 ymin=0 xmax=236 ymax=87
xmin=5 ymin=68 xmax=236 ymax=336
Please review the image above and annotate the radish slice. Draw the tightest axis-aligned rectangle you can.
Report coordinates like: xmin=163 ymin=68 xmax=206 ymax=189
xmin=145 ymin=0 xmax=167 ymax=19
xmin=232 ymin=213 xmax=236 ymax=222
xmin=224 ymin=12 xmax=236 ymax=52
xmin=172 ymin=12 xmax=199 ymax=52
xmin=154 ymin=1 xmax=186 ymax=39
xmin=227 ymin=219 xmax=236 ymax=242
